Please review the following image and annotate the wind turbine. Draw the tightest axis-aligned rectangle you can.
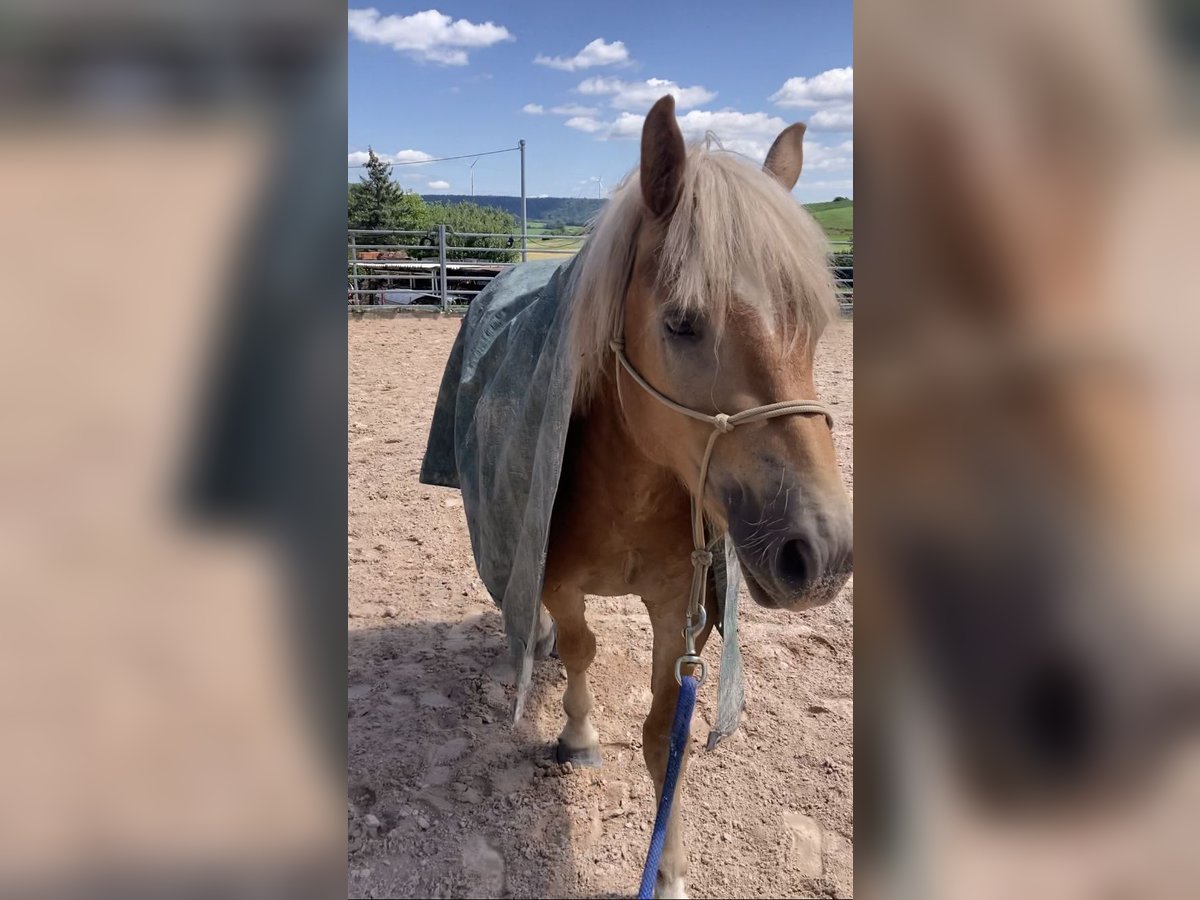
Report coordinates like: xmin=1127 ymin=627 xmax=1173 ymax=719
xmin=468 ymin=158 xmax=479 ymax=198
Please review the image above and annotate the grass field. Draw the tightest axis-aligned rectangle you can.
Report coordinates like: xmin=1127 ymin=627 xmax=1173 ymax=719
xmin=804 ymin=199 xmax=854 ymax=243
xmin=522 ymin=200 xmax=852 ymax=260
xmin=525 ymin=221 xmax=585 ymax=236
xmin=525 ymin=221 xmax=587 ymax=260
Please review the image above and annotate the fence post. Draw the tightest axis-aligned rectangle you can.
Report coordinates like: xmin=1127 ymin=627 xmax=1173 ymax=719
xmin=438 ymin=223 xmax=449 ymax=312
xmin=349 ymin=233 xmax=360 ymax=305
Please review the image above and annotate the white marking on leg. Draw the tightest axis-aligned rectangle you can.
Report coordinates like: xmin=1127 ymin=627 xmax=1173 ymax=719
xmin=560 ymin=669 xmax=598 ymax=750
xmin=654 ymin=873 xmax=689 ymax=899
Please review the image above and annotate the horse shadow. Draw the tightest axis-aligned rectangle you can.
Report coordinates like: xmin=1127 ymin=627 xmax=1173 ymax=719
xmin=349 ymin=612 xmax=617 ymax=899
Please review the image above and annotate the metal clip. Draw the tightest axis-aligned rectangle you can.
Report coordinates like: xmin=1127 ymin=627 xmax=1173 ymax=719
xmin=674 ymin=655 xmax=707 ymax=686
xmin=682 ymin=604 xmax=707 ymax=642
xmin=676 ymin=605 xmax=708 ymax=685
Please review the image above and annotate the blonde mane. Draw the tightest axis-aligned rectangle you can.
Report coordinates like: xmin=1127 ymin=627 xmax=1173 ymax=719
xmin=565 ymin=139 xmax=836 ymax=406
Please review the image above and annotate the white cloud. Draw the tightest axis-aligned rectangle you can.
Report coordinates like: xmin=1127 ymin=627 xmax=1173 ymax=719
xmin=577 ymin=76 xmax=715 ymax=112
xmin=565 ymin=116 xmax=605 ymax=134
xmin=678 ymin=109 xmax=788 ymax=144
xmin=563 ymin=106 xmax=854 ymax=173
xmin=769 ymin=67 xmax=853 ymax=108
xmin=605 ymin=111 xmax=648 ymax=139
xmin=809 ymin=107 xmax=853 ymax=132
xmin=348 ymin=149 xmax=436 ymax=166
xmin=603 ymin=108 xmax=790 ymax=158
xmin=347 ymin=8 xmax=513 ymax=66
xmin=678 ymin=110 xmax=791 ymax=159
xmin=802 ymin=140 xmax=853 ymax=172
xmin=769 ymin=67 xmax=853 ymax=133
xmin=523 ymin=102 xmax=604 ymax=118
xmin=550 ymin=103 xmax=600 ymax=116
xmin=428 ymin=179 xmax=451 ymax=189
xmin=535 ymin=38 xmax=630 ymax=72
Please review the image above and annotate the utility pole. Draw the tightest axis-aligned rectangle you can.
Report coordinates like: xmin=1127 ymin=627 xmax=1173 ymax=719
xmin=519 ymin=139 xmax=528 ymax=263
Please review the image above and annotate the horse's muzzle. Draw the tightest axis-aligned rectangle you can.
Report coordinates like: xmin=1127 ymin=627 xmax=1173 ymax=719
xmin=725 ymin=481 xmax=853 ymax=610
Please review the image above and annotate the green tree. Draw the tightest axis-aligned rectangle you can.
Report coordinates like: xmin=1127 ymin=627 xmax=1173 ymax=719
xmin=428 ymin=201 xmax=520 ymax=263
xmin=348 ymin=148 xmax=401 ymax=230
xmin=346 ymin=157 xmax=522 ymax=262
xmin=347 ymin=149 xmax=433 ymax=246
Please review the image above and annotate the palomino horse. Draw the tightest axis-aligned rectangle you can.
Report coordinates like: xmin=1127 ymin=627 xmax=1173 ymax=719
xmin=853 ymin=3 xmax=1200 ymax=898
xmin=540 ymin=96 xmax=853 ymax=898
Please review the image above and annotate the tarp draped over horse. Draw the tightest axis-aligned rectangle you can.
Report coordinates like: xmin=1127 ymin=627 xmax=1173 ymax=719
xmin=419 ymin=257 xmax=745 ymax=746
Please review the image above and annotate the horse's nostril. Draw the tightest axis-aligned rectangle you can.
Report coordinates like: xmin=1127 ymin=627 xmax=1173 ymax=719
xmin=777 ymin=538 xmax=814 ymax=588
xmin=1018 ymin=658 xmax=1096 ymax=772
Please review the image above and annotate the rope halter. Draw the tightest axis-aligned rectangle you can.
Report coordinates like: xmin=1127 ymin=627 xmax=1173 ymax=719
xmin=609 ymin=324 xmax=834 ymax=684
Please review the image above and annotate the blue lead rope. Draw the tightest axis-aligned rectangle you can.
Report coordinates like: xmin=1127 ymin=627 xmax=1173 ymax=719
xmin=637 ymin=674 xmax=698 ymax=900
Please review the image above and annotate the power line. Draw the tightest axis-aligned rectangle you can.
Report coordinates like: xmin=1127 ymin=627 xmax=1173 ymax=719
xmin=348 ymin=146 xmax=519 ymax=168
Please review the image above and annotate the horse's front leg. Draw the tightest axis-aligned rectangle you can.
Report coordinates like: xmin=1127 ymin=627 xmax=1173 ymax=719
xmin=642 ymin=585 xmax=716 ymax=899
xmin=542 ymin=584 xmax=602 ymax=767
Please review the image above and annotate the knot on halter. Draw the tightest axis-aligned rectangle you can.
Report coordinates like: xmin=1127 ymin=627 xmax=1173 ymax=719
xmin=609 ymin=337 xmax=625 ymax=353
xmin=690 ymin=549 xmax=713 ymax=568
xmin=713 ymin=413 xmax=735 ymax=433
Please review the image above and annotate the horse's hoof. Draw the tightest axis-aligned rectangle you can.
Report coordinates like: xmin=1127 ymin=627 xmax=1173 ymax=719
xmin=555 ymin=739 xmax=602 ymax=769
xmin=654 ymin=875 xmax=689 ymax=899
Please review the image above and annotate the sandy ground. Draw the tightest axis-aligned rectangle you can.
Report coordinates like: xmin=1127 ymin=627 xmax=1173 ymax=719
xmin=348 ymin=315 xmax=854 ymax=899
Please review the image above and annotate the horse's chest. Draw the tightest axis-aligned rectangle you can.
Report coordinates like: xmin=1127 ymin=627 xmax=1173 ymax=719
xmin=549 ymin=438 xmax=693 ymax=596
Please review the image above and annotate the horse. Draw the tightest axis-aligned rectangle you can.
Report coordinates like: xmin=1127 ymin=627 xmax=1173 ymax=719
xmin=538 ymin=95 xmax=853 ymax=898
xmin=852 ymin=3 xmax=1200 ymax=898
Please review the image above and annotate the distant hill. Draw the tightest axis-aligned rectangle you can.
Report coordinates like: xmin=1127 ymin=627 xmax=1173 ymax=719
xmin=423 ymin=194 xmax=853 ymax=240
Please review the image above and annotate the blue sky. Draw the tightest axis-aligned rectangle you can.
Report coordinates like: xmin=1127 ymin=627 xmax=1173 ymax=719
xmin=348 ymin=2 xmax=852 ymax=203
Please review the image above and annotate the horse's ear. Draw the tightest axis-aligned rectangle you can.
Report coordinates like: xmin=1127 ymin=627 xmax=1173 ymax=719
xmin=640 ymin=95 xmax=686 ymax=218
xmin=763 ymin=122 xmax=807 ymax=191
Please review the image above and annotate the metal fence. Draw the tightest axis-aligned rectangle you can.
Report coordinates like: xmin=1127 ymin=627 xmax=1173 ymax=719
xmin=348 ymin=228 xmax=853 ymax=314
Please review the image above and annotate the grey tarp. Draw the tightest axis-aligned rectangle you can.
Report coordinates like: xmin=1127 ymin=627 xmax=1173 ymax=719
xmin=419 ymin=257 xmax=744 ymax=746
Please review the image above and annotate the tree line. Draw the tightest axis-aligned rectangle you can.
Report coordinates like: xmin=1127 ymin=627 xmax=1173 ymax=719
xmin=418 ymin=194 xmax=604 ymax=226
xmin=348 ymin=149 xmax=520 ymax=263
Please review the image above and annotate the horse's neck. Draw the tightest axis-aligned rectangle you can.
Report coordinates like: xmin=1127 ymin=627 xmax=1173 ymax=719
xmin=549 ymin=371 xmax=694 ymax=595
xmin=568 ymin=373 xmax=691 ymax=532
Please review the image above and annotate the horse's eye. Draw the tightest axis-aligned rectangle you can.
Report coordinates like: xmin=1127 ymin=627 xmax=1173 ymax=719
xmin=663 ymin=309 xmax=701 ymax=340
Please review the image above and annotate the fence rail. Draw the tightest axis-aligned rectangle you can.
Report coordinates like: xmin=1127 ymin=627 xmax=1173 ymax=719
xmin=348 ymin=229 xmax=853 ymax=313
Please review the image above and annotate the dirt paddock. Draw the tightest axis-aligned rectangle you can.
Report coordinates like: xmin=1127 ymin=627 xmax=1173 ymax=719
xmin=348 ymin=315 xmax=854 ymax=899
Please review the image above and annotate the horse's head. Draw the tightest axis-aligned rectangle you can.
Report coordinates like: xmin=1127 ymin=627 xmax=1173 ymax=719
xmin=853 ymin=0 xmax=1198 ymax=812
xmin=573 ymin=96 xmax=852 ymax=611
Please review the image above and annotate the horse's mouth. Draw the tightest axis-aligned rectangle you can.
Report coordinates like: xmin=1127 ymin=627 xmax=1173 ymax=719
xmin=738 ymin=558 xmax=783 ymax=608
xmin=735 ymin=548 xmax=850 ymax=611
